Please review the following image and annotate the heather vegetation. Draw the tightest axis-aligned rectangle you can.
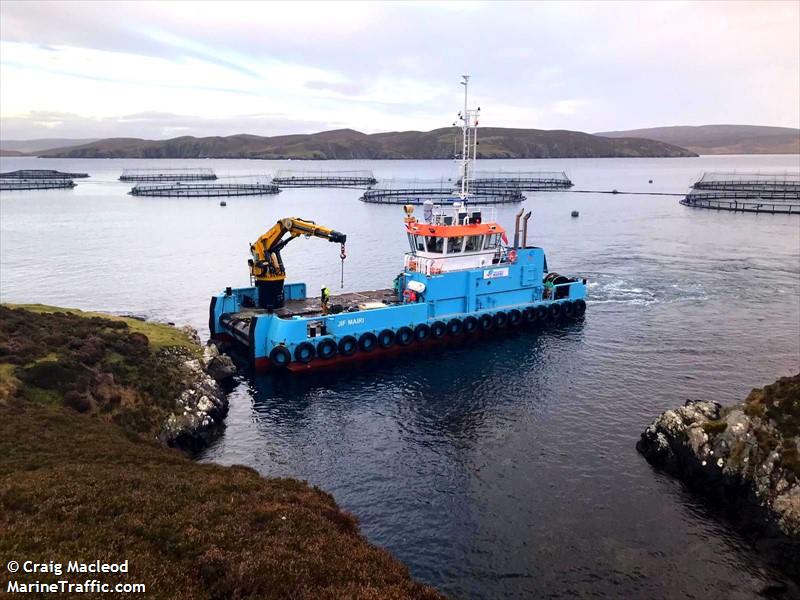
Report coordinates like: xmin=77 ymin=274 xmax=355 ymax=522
xmin=742 ymin=374 xmax=800 ymax=479
xmin=0 ymin=305 xmax=443 ymax=599
xmin=0 ymin=305 xmax=194 ymax=437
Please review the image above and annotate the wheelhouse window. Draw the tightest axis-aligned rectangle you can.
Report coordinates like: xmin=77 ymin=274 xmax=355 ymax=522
xmin=447 ymin=236 xmax=464 ymax=254
xmin=484 ymin=233 xmax=502 ymax=249
xmin=407 ymin=233 xmax=416 ymax=252
xmin=425 ymin=236 xmax=444 ymax=253
xmin=414 ymin=235 xmax=426 ymax=252
xmin=464 ymin=235 xmax=483 ymax=252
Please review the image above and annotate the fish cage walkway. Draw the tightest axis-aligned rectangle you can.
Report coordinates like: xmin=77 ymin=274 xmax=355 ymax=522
xmin=682 ymin=171 xmax=799 ymax=214
xmin=0 ymin=179 xmax=77 ymax=191
xmin=0 ymin=169 xmax=88 ymax=179
xmin=120 ymin=168 xmax=217 ymax=182
xmin=361 ymin=179 xmax=524 ymax=205
xmin=130 ymin=182 xmax=280 ymax=197
xmin=460 ymin=170 xmax=573 ymax=191
xmin=273 ymin=169 xmax=377 ymax=188
xmin=681 ymin=193 xmax=799 ymax=214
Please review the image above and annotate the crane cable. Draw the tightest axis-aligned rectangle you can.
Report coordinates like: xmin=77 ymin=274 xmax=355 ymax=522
xmin=340 ymin=244 xmax=347 ymax=288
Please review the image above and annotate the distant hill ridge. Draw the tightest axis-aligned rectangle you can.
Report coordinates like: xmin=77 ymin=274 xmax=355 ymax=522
xmin=0 ymin=138 xmax=100 ymax=153
xmin=596 ymin=125 xmax=800 ymax=155
xmin=26 ymin=128 xmax=696 ymax=159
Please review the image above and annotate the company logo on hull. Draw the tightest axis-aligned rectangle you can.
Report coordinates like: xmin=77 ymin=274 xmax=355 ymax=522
xmin=483 ymin=268 xmax=509 ymax=279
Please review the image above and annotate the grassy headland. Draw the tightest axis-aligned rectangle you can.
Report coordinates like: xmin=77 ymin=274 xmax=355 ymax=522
xmin=0 ymin=305 xmax=443 ymax=599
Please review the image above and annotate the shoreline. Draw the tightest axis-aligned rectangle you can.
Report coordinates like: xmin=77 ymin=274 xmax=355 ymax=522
xmin=637 ymin=374 xmax=800 ymax=586
xmin=0 ymin=304 xmax=444 ymax=599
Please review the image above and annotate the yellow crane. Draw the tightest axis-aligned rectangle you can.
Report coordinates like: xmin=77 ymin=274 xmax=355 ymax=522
xmin=248 ymin=217 xmax=347 ymax=309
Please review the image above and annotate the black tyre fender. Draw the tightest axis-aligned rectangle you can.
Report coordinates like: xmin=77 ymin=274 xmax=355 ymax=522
xmin=478 ymin=314 xmax=493 ymax=331
xmin=447 ymin=318 xmax=463 ymax=335
xmin=431 ymin=321 xmax=447 ymax=338
xmin=338 ymin=335 xmax=358 ymax=356
xmin=414 ymin=323 xmax=430 ymax=342
xmin=535 ymin=306 xmax=548 ymax=321
xmin=508 ymin=309 xmax=522 ymax=326
xmin=396 ymin=326 xmax=413 ymax=346
xmin=463 ymin=316 xmax=478 ymax=333
xmin=493 ymin=311 xmax=508 ymax=328
xmin=317 ymin=338 xmax=337 ymax=359
xmin=294 ymin=341 xmax=315 ymax=363
xmin=548 ymin=303 xmax=561 ymax=320
xmin=562 ymin=301 xmax=575 ymax=319
xmin=269 ymin=345 xmax=291 ymax=366
xmin=523 ymin=307 xmax=537 ymax=323
xmin=359 ymin=332 xmax=378 ymax=352
xmin=378 ymin=329 xmax=396 ymax=348
xmin=574 ymin=299 xmax=587 ymax=316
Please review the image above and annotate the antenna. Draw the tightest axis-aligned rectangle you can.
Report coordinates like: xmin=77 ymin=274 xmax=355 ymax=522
xmin=457 ymin=75 xmax=479 ymax=203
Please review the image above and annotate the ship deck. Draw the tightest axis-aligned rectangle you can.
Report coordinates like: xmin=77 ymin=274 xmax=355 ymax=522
xmin=234 ymin=288 xmax=398 ymax=320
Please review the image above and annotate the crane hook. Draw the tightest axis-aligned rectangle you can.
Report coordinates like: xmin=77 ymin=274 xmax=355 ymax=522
xmin=340 ymin=243 xmax=346 ymax=288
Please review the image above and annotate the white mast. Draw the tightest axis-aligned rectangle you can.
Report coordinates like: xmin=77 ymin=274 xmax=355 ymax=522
xmin=457 ymin=75 xmax=480 ymax=203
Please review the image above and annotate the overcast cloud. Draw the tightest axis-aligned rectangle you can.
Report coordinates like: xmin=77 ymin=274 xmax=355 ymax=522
xmin=1 ymin=0 xmax=798 ymax=140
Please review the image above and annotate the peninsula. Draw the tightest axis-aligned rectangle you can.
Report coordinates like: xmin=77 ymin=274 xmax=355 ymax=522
xmin=0 ymin=305 xmax=443 ymax=600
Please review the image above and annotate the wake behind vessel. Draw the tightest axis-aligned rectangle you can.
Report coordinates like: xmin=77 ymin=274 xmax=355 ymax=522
xmin=209 ymin=77 xmax=587 ymax=372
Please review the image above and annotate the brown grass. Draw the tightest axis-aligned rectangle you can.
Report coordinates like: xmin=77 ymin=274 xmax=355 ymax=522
xmin=0 ymin=305 xmax=189 ymax=438
xmin=743 ymin=373 xmax=800 ymax=478
xmin=0 ymin=306 xmax=445 ymax=599
xmin=0 ymin=401 xmax=444 ymax=599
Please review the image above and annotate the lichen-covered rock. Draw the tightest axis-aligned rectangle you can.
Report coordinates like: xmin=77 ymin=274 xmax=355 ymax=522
xmin=203 ymin=343 xmax=236 ymax=383
xmin=156 ymin=326 xmax=236 ymax=451
xmin=159 ymin=355 xmax=229 ymax=451
xmin=637 ymin=374 xmax=800 ymax=581
xmin=177 ymin=324 xmax=202 ymax=346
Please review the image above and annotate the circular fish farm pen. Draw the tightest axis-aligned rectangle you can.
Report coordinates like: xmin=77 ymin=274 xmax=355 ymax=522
xmin=361 ymin=178 xmax=525 ymax=205
xmin=681 ymin=171 xmax=799 ymax=214
xmin=0 ymin=169 xmax=89 ymax=179
xmin=272 ymin=169 xmax=377 ymax=188
xmin=0 ymin=178 xmax=77 ymax=191
xmin=130 ymin=176 xmax=280 ymax=197
xmin=461 ymin=170 xmax=574 ymax=192
xmin=119 ymin=168 xmax=218 ymax=182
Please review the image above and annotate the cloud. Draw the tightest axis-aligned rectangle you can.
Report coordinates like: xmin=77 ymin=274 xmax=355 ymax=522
xmin=0 ymin=110 xmax=341 ymax=140
xmin=1 ymin=1 xmax=798 ymax=139
xmin=552 ymin=100 xmax=586 ymax=116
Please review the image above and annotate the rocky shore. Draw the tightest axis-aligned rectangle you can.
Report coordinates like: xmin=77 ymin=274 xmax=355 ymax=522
xmin=0 ymin=304 xmax=235 ymax=451
xmin=158 ymin=327 xmax=236 ymax=450
xmin=0 ymin=304 xmax=443 ymax=599
xmin=637 ymin=374 xmax=800 ymax=583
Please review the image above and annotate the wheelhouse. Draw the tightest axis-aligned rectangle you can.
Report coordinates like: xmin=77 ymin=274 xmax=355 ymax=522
xmin=403 ymin=201 xmax=510 ymax=274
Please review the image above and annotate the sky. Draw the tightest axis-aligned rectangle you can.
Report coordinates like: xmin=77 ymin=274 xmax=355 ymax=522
xmin=1 ymin=0 xmax=798 ymax=140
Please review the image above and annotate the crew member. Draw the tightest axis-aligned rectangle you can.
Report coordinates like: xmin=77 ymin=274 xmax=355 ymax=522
xmin=321 ymin=286 xmax=331 ymax=314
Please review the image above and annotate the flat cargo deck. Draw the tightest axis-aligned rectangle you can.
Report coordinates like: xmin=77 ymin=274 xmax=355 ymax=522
xmin=235 ymin=288 xmax=397 ymax=320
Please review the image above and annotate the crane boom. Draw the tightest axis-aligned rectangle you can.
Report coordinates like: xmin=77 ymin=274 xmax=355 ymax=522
xmin=249 ymin=217 xmax=347 ymax=309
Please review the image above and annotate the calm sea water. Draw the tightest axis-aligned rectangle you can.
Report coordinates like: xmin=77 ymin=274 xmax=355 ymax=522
xmin=2 ymin=155 xmax=799 ymax=598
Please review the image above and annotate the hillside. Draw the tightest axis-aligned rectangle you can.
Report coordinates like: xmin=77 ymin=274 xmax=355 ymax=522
xmin=0 ymin=137 xmax=99 ymax=154
xmin=35 ymin=127 xmax=696 ymax=159
xmin=0 ymin=305 xmax=444 ymax=600
xmin=597 ymin=125 xmax=800 ymax=155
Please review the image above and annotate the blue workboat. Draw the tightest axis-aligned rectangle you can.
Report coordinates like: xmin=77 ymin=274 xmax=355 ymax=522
xmin=209 ymin=77 xmax=587 ymax=372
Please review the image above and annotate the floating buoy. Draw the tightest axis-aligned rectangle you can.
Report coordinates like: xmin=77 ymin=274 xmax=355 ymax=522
xmin=648 ymin=179 xmax=653 ymax=184
xmin=571 ymin=210 xmax=579 ymax=218
xmin=220 ymin=201 xmax=227 ymax=206
xmin=611 ymin=189 xmax=619 ymax=194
